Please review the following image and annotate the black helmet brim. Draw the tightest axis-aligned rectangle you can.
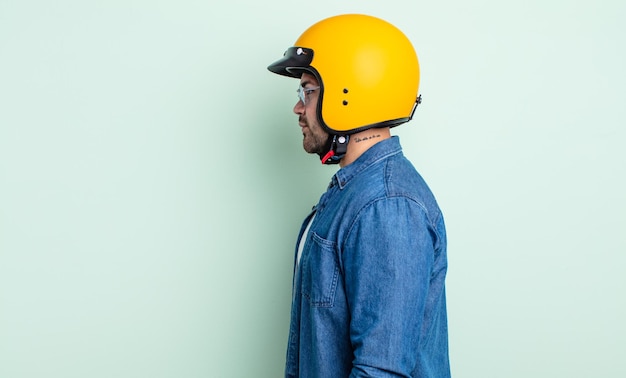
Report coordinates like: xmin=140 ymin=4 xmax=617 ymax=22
xmin=267 ymin=47 xmax=314 ymax=78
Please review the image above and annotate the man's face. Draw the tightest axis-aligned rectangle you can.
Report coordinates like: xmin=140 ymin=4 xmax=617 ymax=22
xmin=293 ymin=73 xmax=329 ymax=156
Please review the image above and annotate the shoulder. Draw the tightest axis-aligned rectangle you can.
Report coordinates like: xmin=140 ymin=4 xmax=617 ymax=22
xmin=383 ymin=154 xmax=441 ymax=213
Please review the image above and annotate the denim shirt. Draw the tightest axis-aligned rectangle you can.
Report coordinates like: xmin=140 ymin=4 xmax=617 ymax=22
xmin=286 ymin=137 xmax=450 ymax=378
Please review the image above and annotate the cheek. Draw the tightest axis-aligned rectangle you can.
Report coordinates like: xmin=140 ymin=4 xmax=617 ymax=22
xmin=311 ymin=123 xmax=326 ymax=139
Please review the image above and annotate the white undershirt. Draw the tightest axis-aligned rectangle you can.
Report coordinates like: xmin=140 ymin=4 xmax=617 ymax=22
xmin=296 ymin=213 xmax=316 ymax=267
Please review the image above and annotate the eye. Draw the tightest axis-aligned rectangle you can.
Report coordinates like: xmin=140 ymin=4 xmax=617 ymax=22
xmin=296 ymin=86 xmax=320 ymax=104
xmin=303 ymin=86 xmax=320 ymax=96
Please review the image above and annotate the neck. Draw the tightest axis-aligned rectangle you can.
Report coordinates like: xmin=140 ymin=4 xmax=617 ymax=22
xmin=340 ymin=127 xmax=391 ymax=167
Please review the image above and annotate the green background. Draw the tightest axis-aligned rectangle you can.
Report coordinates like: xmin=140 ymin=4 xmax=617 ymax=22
xmin=1 ymin=0 xmax=624 ymax=377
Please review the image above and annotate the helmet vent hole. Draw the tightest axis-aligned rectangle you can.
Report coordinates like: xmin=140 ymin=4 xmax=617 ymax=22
xmin=343 ymin=100 xmax=348 ymax=106
xmin=343 ymin=88 xmax=349 ymax=93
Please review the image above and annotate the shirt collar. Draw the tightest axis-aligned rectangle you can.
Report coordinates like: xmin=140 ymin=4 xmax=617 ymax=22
xmin=333 ymin=136 xmax=402 ymax=190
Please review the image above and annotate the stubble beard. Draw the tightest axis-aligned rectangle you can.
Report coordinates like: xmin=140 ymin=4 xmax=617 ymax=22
xmin=301 ymin=118 xmax=329 ymax=156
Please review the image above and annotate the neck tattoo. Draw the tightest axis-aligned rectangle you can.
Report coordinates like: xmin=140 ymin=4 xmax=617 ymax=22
xmin=353 ymin=134 xmax=381 ymax=143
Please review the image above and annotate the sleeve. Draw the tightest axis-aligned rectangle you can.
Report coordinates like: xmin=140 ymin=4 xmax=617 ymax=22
xmin=343 ymin=197 xmax=435 ymax=377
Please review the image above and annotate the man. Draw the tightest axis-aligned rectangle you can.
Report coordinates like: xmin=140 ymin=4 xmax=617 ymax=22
xmin=268 ymin=14 xmax=450 ymax=378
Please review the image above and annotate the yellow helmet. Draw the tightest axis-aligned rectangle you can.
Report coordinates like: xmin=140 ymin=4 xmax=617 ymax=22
xmin=268 ymin=14 xmax=421 ymax=135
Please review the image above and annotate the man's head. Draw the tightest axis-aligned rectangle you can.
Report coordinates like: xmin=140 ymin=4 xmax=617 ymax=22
xmin=268 ymin=14 xmax=421 ymax=163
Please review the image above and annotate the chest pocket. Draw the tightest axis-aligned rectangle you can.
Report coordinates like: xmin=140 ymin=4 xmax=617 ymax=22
xmin=300 ymin=232 xmax=340 ymax=308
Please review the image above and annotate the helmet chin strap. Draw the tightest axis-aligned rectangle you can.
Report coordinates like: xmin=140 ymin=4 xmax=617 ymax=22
xmin=320 ymin=134 xmax=349 ymax=165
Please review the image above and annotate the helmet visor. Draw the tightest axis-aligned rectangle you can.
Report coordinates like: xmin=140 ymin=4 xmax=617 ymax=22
xmin=267 ymin=47 xmax=314 ymax=78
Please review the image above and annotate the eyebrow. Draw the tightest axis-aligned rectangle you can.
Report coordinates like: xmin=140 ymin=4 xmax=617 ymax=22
xmin=300 ymin=80 xmax=314 ymax=88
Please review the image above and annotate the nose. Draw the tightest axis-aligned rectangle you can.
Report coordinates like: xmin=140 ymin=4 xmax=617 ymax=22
xmin=293 ymin=99 xmax=305 ymax=115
